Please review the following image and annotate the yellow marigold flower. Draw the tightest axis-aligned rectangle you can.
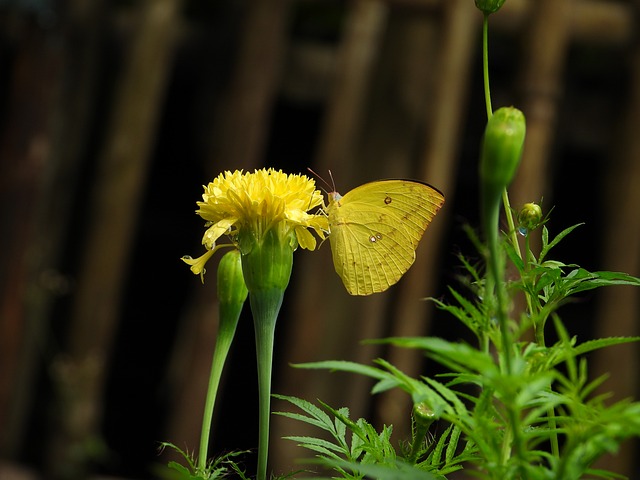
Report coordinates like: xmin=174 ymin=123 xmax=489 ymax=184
xmin=182 ymin=169 xmax=329 ymax=477
xmin=183 ymin=168 xmax=328 ymax=282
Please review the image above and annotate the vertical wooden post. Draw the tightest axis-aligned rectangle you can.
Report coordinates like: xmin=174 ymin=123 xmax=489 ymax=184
xmin=210 ymin=0 xmax=292 ymax=171
xmin=0 ymin=18 xmax=62 ymax=456
xmin=47 ymin=1 xmax=181 ymax=475
xmin=376 ymin=0 xmax=478 ymax=436
xmin=511 ymin=0 xmax=572 ymax=208
xmin=591 ymin=38 xmax=640 ymax=478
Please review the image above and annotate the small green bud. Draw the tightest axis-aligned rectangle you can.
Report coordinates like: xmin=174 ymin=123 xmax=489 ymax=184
xmin=479 ymin=107 xmax=526 ymax=199
xmin=475 ymin=0 xmax=506 ymax=14
xmin=217 ymin=249 xmax=249 ymax=308
xmin=408 ymin=401 xmax=437 ymax=462
xmin=517 ymin=202 xmax=543 ymax=234
xmin=412 ymin=402 xmax=437 ymax=430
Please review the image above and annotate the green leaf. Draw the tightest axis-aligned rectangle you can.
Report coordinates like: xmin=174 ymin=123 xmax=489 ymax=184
xmin=282 ymin=435 xmax=344 ymax=460
xmin=292 ymin=360 xmax=402 ymax=395
xmin=445 ymin=425 xmax=462 ymax=463
xmin=564 ymin=269 xmax=640 ymax=296
xmin=165 ymin=462 xmax=202 ymax=480
xmin=292 ymin=360 xmax=389 ymax=381
xmin=274 ymin=394 xmax=339 ymax=434
xmin=505 ymin=241 xmax=525 ymax=273
xmin=316 ymin=458 xmax=443 ymax=480
xmin=539 ymin=224 xmax=583 ymax=263
xmin=383 ymin=337 xmax=496 ymax=376
xmin=572 ymin=336 xmax=640 ymax=357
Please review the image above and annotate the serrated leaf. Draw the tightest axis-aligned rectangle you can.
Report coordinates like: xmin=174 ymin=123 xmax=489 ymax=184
xmin=318 ymin=458 xmax=442 ymax=480
xmin=565 ymin=269 xmax=640 ymax=296
xmin=572 ymin=336 xmax=640 ymax=358
xmin=371 ymin=376 xmax=403 ymax=395
xmin=283 ymin=435 xmax=345 ymax=454
xmin=385 ymin=337 xmax=496 ymax=376
xmin=274 ymin=394 xmax=337 ymax=433
xmin=539 ymin=223 xmax=583 ymax=262
xmin=445 ymin=425 xmax=462 ymax=463
xmin=292 ymin=360 xmax=389 ymax=381
xmin=165 ymin=461 xmax=200 ymax=480
xmin=429 ymin=423 xmax=453 ymax=466
xmin=283 ymin=436 xmax=345 ymax=460
xmin=334 ymin=406 xmax=350 ymax=441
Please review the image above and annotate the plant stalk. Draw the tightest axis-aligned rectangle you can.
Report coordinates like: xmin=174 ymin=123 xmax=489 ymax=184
xmin=250 ymin=289 xmax=283 ymax=480
xmin=197 ymin=309 xmax=241 ymax=472
xmin=482 ymin=14 xmax=493 ymax=119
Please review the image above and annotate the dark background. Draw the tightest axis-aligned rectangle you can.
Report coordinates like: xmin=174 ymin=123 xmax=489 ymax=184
xmin=0 ymin=0 xmax=638 ymax=478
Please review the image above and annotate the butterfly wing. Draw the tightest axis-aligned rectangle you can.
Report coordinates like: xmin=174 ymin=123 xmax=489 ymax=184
xmin=327 ymin=180 xmax=444 ymax=295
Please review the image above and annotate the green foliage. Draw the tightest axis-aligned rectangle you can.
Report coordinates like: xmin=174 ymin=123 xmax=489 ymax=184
xmin=282 ymin=219 xmax=640 ymax=479
xmin=167 ymin=5 xmax=640 ymax=479
xmin=157 ymin=443 xmax=253 ymax=480
xmin=274 ymin=394 xmax=471 ymax=479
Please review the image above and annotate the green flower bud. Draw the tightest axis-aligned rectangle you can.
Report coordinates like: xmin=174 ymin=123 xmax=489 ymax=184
xmin=479 ymin=107 xmax=526 ymax=200
xmin=408 ymin=401 xmax=438 ymax=462
xmin=517 ymin=202 xmax=543 ymax=234
xmin=217 ymin=249 xmax=248 ymax=310
xmin=475 ymin=0 xmax=506 ymax=14
xmin=412 ymin=402 xmax=437 ymax=430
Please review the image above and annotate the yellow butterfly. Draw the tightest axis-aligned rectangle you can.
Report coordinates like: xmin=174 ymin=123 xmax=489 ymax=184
xmin=326 ymin=179 xmax=445 ymax=296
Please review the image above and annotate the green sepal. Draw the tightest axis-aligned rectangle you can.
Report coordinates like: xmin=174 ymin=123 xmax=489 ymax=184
xmin=239 ymin=227 xmax=294 ymax=294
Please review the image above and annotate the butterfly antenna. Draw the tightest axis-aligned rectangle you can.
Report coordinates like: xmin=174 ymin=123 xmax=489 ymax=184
xmin=327 ymin=169 xmax=337 ymax=193
xmin=307 ymin=167 xmax=333 ymax=194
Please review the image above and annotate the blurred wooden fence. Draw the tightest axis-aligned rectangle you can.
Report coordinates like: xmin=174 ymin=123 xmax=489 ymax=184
xmin=0 ymin=0 xmax=638 ymax=478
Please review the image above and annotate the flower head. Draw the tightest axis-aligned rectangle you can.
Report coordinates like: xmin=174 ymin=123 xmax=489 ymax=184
xmin=183 ymin=168 xmax=328 ymax=282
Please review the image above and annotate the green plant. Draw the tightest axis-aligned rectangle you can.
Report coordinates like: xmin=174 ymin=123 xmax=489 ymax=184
xmin=273 ymin=3 xmax=640 ymax=479
xmin=167 ymin=2 xmax=640 ymax=478
xmin=283 ymin=218 xmax=640 ymax=479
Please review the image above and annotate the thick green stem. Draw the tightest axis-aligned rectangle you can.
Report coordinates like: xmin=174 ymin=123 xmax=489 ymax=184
xmin=197 ymin=308 xmax=241 ymax=472
xmin=198 ymin=250 xmax=247 ymax=473
xmin=239 ymin=227 xmax=293 ymax=480
xmin=250 ymin=288 xmax=283 ymax=480
xmin=485 ymin=203 xmax=512 ymax=375
xmin=408 ymin=403 xmax=435 ymax=464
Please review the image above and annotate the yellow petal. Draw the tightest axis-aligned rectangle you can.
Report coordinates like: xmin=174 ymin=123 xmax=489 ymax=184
xmin=203 ymin=217 xmax=237 ymax=249
xmin=181 ymin=249 xmax=216 ymax=283
xmin=295 ymin=226 xmax=317 ymax=250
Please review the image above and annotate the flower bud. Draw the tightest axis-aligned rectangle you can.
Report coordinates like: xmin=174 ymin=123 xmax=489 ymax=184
xmin=475 ymin=0 xmax=506 ymax=14
xmin=412 ymin=402 xmax=437 ymax=430
xmin=408 ymin=401 xmax=438 ymax=462
xmin=479 ymin=107 xmax=526 ymax=200
xmin=517 ymin=202 xmax=543 ymax=234
xmin=217 ymin=249 xmax=248 ymax=308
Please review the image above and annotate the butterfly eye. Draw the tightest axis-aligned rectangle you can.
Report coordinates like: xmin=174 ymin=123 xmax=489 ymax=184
xmin=384 ymin=196 xmax=392 ymax=205
xmin=369 ymin=233 xmax=382 ymax=243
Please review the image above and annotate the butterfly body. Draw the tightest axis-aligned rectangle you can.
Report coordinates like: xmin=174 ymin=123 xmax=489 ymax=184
xmin=326 ymin=179 xmax=444 ymax=295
